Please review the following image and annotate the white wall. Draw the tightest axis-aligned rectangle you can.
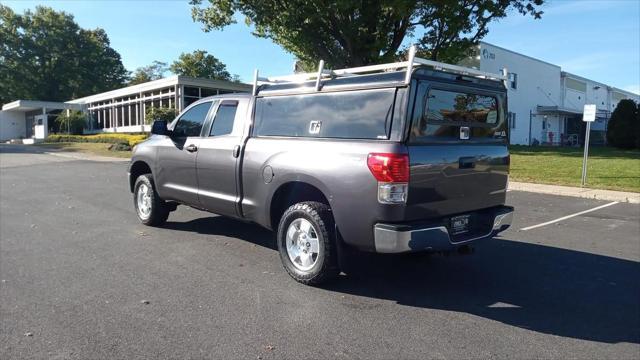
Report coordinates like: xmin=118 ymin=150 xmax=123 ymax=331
xmin=479 ymin=43 xmax=562 ymax=145
xmin=0 ymin=111 xmax=26 ymax=141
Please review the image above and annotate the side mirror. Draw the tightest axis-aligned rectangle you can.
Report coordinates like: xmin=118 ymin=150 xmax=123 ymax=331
xmin=151 ymin=120 xmax=169 ymax=136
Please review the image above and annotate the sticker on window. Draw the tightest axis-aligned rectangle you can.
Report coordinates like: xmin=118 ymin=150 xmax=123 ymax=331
xmin=486 ymin=110 xmax=498 ymax=124
xmin=309 ymin=120 xmax=322 ymax=134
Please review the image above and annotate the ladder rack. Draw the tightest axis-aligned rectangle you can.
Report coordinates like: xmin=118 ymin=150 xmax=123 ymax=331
xmin=252 ymin=45 xmax=508 ymax=95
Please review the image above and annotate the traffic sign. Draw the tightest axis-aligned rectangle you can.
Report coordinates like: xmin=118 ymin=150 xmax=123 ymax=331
xmin=583 ymin=104 xmax=596 ymax=122
xmin=581 ymin=104 xmax=597 ymax=186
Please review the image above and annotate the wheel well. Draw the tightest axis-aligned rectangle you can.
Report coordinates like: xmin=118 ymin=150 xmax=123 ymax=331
xmin=269 ymin=182 xmax=330 ymax=230
xmin=129 ymin=161 xmax=152 ymax=192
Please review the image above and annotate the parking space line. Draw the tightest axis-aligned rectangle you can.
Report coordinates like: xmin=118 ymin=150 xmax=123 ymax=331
xmin=520 ymin=201 xmax=619 ymax=231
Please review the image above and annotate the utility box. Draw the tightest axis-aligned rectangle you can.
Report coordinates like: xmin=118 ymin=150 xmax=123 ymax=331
xmin=34 ymin=115 xmax=48 ymax=140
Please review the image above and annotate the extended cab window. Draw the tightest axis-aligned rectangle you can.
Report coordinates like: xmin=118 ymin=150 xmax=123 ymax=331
xmin=254 ymin=88 xmax=396 ymax=139
xmin=210 ymin=101 xmax=238 ymax=136
xmin=410 ymin=84 xmax=507 ymax=143
xmin=172 ymin=102 xmax=212 ymax=137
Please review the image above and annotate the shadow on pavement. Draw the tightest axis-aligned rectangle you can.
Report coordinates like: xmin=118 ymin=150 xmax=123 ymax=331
xmin=0 ymin=143 xmax=50 ymax=154
xmin=164 ymin=215 xmax=640 ymax=344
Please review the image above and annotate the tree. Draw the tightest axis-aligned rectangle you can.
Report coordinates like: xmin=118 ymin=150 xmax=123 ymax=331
xmin=170 ymin=50 xmax=234 ymax=81
xmin=190 ymin=0 xmax=544 ymax=69
xmin=128 ymin=61 xmax=169 ymax=85
xmin=607 ymin=99 xmax=639 ymax=149
xmin=54 ymin=110 xmax=86 ymax=135
xmin=145 ymin=106 xmax=177 ymax=124
xmin=0 ymin=5 xmax=129 ymax=105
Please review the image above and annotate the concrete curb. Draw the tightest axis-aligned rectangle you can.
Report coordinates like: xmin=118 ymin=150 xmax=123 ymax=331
xmin=44 ymin=151 xmax=129 ymax=163
xmin=509 ymin=181 xmax=640 ymax=204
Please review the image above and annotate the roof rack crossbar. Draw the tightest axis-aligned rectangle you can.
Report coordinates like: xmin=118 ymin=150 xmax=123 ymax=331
xmin=251 ymin=45 xmax=507 ymax=93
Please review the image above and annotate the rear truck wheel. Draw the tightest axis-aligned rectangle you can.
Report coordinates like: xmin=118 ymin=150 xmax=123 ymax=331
xmin=277 ymin=201 xmax=339 ymax=285
xmin=133 ymin=174 xmax=169 ymax=226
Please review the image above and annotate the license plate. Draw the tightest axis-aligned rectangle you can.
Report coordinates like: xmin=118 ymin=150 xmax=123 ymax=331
xmin=451 ymin=215 xmax=471 ymax=235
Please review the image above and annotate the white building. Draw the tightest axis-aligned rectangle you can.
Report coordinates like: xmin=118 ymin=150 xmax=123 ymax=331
xmin=0 ymin=75 xmax=250 ymax=142
xmin=1 ymin=44 xmax=638 ymax=144
xmin=464 ymin=42 xmax=639 ymax=145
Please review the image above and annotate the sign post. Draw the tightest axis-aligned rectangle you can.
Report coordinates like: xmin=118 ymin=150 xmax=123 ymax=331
xmin=581 ymin=104 xmax=597 ymax=186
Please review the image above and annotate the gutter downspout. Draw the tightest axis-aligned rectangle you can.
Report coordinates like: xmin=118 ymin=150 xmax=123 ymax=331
xmin=529 ymin=109 xmax=533 ymax=146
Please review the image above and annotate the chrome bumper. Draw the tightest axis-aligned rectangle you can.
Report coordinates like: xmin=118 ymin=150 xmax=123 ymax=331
xmin=373 ymin=207 xmax=513 ymax=253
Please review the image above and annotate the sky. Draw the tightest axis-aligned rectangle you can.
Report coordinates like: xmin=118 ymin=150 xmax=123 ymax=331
xmin=3 ymin=0 xmax=639 ymax=94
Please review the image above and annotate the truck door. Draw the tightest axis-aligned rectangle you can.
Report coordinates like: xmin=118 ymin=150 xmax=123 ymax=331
xmin=155 ymin=101 xmax=214 ymax=205
xmin=196 ymin=99 xmax=245 ymax=217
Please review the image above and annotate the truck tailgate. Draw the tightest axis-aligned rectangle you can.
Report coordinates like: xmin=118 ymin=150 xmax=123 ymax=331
xmin=405 ymin=144 xmax=509 ymax=220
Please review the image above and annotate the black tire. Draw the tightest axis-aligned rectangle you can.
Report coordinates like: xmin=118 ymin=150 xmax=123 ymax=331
xmin=133 ymin=174 xmax=169 ymax=226
xmin=277 ymin=201 xmax=339 ymax=285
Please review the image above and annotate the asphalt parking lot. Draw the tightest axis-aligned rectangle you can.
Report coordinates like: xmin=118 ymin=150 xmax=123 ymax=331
xmin=1 ymin=145 xmax=639 ymax=359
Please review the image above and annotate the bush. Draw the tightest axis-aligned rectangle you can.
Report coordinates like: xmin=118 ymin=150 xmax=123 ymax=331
xmin=145 ymin=106 xmax=177 ymax=125
xmin=607 ymin=99 xmax=639 ymax=149
xmin=55 ymin=111 xmax=86 ymax=135
xmin=108 ymin=142 xmax=132 ymax=152
xmin=45 ymin=133 xmax=148 ymax=147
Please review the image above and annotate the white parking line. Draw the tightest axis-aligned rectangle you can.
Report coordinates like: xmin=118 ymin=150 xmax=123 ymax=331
xmin=520 ymin=201 xmax=619 ymax=231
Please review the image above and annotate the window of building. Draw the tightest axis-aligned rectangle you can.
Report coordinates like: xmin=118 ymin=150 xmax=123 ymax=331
xmin=184 ymin=86 xmax=200 ymax=97
xmin=509 ymin=73 xmax=518 ymax=90
xmin=210 ymin=101 xmax=238 ymax=136
xmin=172 ymin=102 xmax=212 ymax=137
xmin=508 ymin=112 xmax=516 ymax=129
xmin=201 ymin=88 xmax=218 ymax=97
xmin=254 ymin=88 xmax=396 ymax=139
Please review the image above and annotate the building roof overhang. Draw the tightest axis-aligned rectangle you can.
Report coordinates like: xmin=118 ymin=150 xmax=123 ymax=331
xmin=66 ymin=75 xmax=251 ymax=105
xmin=537 ymin=105 xmax=611 ymax=117
xmin=1 ymin=100 xmax=83 ymax=112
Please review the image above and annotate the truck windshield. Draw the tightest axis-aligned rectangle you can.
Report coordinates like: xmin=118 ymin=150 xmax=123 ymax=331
xmin=410 ymin=84 xmax=507 ymax=143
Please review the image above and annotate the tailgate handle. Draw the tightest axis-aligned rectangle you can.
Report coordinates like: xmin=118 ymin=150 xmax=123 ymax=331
xmin=459 ymin=156 xmax=476 ymax=169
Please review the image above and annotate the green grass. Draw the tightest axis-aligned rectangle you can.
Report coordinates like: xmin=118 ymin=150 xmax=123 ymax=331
xmin=509 ymin=145 xmax=640 ymax=193
xmin=36 ymin=142 xmax=131 ymax=159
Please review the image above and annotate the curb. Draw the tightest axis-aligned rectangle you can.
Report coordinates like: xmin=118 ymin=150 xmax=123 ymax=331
xmin=509 ymin=181 xmax=640 ymax=204
xmin=44 ymin=151 xmax=129 ymax=163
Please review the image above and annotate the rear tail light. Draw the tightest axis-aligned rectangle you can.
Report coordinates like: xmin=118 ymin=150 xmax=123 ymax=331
xmin=367 ymin=153 xmax=409 ymax=182
xmin=367 ymin=153 xmax=409 ymax=204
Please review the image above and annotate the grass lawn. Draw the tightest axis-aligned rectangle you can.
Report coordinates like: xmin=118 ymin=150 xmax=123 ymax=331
xmin=509 ymin=145 xmax=640 ymax=193
xmin=36 ymin=142 xmax=131 ymax=159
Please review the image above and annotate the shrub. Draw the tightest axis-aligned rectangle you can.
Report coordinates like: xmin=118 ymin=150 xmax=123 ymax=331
xmin=55 ymin=111 xmax=86 ymax=135
xmin=607 ymin=99 xmax=639 ymax=149
xmin=45 ymin=133 xmax=148 ymax=147
xmin=108 ymin=142 xmax=132 ymax=152
xmin=145 ymin=106 xmax=177 ymax=125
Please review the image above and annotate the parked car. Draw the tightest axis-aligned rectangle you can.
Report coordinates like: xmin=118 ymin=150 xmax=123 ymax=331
xmin=128 ymin=50 xmax=513 ymax=285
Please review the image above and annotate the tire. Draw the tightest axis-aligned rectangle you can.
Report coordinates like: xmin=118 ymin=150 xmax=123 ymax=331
xmin=133 ymin=174 xmax=169 ymax=226
xmin=277 ymin=201 xmax=339 ymax=285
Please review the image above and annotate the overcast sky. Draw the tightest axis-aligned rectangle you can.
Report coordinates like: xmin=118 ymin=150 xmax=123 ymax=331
xmin=4 ymin=0 xmax=639 ymax=94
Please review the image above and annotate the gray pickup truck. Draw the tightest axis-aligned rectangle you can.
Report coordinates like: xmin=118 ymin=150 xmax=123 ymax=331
xmin=128 ymin=53 xmax=513 ymax=284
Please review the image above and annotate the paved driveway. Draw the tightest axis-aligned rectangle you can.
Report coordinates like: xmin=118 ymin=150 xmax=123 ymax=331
xmin=1 ymin=145 xmax=638 ymax=359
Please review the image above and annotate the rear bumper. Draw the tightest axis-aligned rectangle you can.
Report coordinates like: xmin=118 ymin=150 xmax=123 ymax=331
xmin=373 ymin=206 xmax=513 ymax=253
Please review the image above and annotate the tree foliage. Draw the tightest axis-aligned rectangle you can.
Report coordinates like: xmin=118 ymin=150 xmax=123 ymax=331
xmin=607 ymin=99 xmax=639 ymax=149
xmin=0 ymin=5 xmax=129 ymax=105
xmin=190 ymin=0 xmax=544 ymax=68
xmin=170 ymin=50 xmax=234 ymax=81
xmin=128 ymin=61 xmax=169 ymax=85
xmin=145 ymin=106 xmax=177 ymax=124
xmin=54 ymin=110 xmax=87 ymax=135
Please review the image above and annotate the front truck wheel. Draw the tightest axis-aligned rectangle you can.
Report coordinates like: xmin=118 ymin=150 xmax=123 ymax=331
xmin=133 ymin=174 xmax=169 ymax=226
xmin=277 ymin=201 xmax=339 ymax=285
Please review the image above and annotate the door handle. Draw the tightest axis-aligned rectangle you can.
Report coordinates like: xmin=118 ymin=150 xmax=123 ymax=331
xmin=232 ymin=145 xmax=241 ymax=158
xmin=185 ymin=144 xmax=198 ymax=153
